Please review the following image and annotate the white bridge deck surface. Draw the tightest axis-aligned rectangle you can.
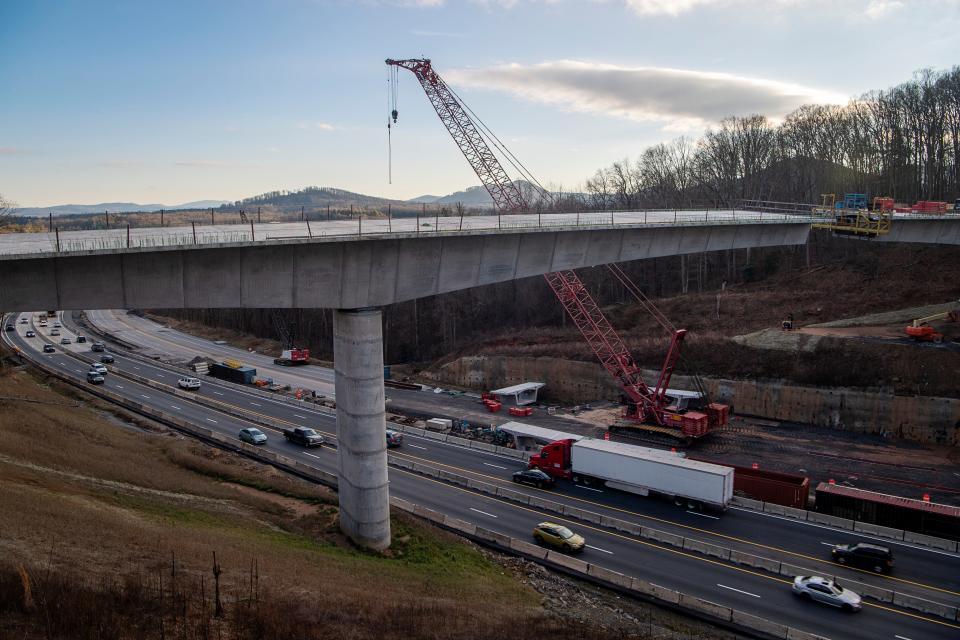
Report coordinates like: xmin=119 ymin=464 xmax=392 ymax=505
xmin=0 ymin=209 xmax=811 ymax=258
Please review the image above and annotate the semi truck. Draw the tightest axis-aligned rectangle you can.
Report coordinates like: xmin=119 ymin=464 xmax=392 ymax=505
xmin=529 ymin=438 xmax=734 ymax=511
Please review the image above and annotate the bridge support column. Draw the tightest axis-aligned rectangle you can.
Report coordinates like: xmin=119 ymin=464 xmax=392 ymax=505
xmin=333 ymin=307 xmax=390 ymax=550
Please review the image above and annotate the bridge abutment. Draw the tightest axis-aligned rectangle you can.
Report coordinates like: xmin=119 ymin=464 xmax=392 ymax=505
xmin=333 ymin=307 xmax=391 ymax=550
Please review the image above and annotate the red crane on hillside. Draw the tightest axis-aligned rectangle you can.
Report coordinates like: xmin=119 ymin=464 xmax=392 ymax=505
xmin=386 ymin=58 xmax=728 ymax=442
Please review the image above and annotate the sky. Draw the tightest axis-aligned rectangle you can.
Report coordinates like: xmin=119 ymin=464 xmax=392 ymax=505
xmin=1 ymin=0 xmax=958 ymax=207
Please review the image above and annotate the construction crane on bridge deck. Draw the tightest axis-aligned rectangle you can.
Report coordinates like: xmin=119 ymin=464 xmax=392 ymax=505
xmin=386 ymin=58 xmax=728 ymax=444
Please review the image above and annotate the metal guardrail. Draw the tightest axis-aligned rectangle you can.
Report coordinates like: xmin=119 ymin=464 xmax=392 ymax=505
xmin=0 ymin=209 xmax=814 ymax=259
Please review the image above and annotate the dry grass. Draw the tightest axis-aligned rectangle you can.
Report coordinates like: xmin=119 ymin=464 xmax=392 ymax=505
xmin=0 ymin=359 xmax=672 ymax=640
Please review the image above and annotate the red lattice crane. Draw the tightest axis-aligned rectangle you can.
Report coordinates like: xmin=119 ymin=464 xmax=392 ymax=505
xmin=387 ymin=58 xmax=726 ymax=441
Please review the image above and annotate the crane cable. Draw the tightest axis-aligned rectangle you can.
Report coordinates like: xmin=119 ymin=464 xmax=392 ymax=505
xmin=387 ymin=66 xmax=399 ymax=184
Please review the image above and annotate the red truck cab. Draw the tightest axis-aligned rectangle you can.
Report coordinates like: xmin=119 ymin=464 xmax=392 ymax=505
xmin=528 ymin=439 xmax=575 ymax=480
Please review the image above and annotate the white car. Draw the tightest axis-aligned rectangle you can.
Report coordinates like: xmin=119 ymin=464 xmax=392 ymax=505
xmin=178 ymin=377 xmax=202 ymax=390
xmin=90 ymin=363 xmax=108 ymax=375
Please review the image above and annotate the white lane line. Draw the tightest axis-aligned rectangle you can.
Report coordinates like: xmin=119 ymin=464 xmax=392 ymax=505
xmin=820 ymin=542 xmax=838 ymax=547
xmin=171 ymin=405 xmax=182 ymax=410
xmin=303 ymin=452 xmax=322 ymax=459
xmin=586 ymin=545 xmax=613 ymax=555
xmin=717 ymin=584 xmax=761 ymax=598
xmin=116 ymin=385 xmax=124 ymax=389
xmin=75 ymin=369 xmax=83 ymax=373
xmin=206 ymin=418 xmax=217 ymax=424
xmin=294 ymin=414 xmax=308 ymax=419
xmin=212 ymin=391 xmax=224 ymax=396
xmin=687 ymin=511 xmax=720 ymax=520
xmin=133 ymin=366 xmax=140 ymax=370
xmin=894 ymin=636 xmax=914 ymax=640
xmin=484 ymin=462 xmax=508 ymax=470
xmin=250 ymin=402 xmax=262 ymax=407
xmin=730 ymin=506 xmax=960 ymax=558
xmin=140 ymin=394 xmax=150 ymax=399
xmin=469 ymin=508 xmax=498 ymax=519
xmin=574 ymin=485 xmax=604 ymax=493
xmin=407 ymin=444 xmax=428 ymax=450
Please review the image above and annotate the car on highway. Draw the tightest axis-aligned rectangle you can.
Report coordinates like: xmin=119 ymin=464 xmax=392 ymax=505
xmin=512 ymin=468 xmax=556 ymax=489
xmin=386 ymin=429 xmax=403 ymax=448
xmin=283 ymin=427 xmax=325 ymax=447
xmin=792 ymin=576 xmax=861 ymax=612
xmin=91 ymin=342 xmax=105 ymax=352
xmin=239 ymin=428 xmax=268 ymax=445
xmin=39 ymin=320 xmax=48 ymax=327
xmin=100 ymin=354 xmax=115 ymax=364
xmin=532 ymin=522 xmax=586 ymax=553
xmin=5 ymin=324 xmax=15 ymax=332
xmin=831 ymin=543 xmax=893 ymax=573
xmin=50 ymin=328 xmax=60 ymax=336
xmin=42 ymin=344 xmax=55 ymax=353
xmin=19 ymin=318 xmax=27 ymax=324
xmin=25 ymin=330 xmax=36 ymax=338
xmin=178 ymin=377 xmax=202 ymax=390
xmin=60 ymin=337 xmax=72 ymax=345
xmin=53 ymin=322 xmax=61 ymax=328
xmin=76 ymin=335 xmax=87 ymax=343
xmin=86 ymin=371 xmax=105 ymax=385
xmin=90 ymin=363 xmax=108 ymax=375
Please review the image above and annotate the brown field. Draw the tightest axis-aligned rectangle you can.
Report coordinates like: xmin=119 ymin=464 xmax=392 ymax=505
xmin=0 ymin=354 xmax=731 ymax=639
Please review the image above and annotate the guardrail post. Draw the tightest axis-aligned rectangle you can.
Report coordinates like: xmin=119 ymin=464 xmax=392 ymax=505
xmin=55 ymin=227 xmax=60 ymax=252
xmin=258 ymin=206 xmax=261 ymax=223
xmin=576 ymin=212 xmax=580 ymax=226
xmin=306 ymin=220 xmax=312 ymax=238
xmin=388 ymin=204 xmax=392 ymax=233
xmin=105 ymin=210 xmax=110 ymax=229
xmin=435 ymin=207 xmax=439 ymax=231
xmin=126 ymin=224 xmax=131 ymax=248
xmin=358 ymin=211 xmax=362 ymax=236
xmin=210 ymin=208 xmax=214 ymax=225
xmin=192 ymin=221 xmax=197 ymax=244
xmin=498 ymin=212 xmax=502 ymax=229
xmin=250 ymin=221 xmax=255 ymax=241
xmin=48 ymin=212 xmax=53 ymax=232
xmin=160 ymin=209 xmax=164 ymax=226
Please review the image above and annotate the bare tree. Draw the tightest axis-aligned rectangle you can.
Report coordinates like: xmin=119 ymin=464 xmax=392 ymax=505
xmin=0 ymin=193 xmax=16 ymax=227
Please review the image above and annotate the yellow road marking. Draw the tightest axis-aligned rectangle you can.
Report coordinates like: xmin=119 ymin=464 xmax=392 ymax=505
xmin=394 ymin=467 xmax=960 ymax=631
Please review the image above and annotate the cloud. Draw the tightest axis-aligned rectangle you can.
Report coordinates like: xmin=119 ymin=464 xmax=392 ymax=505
xmin=97 ymin=160 xmax=144 ymax=169
xmin=865 ymin=0 xmax=904 ymax=18
xmin=447 ymin=61 xmax=846 ymax=130
xmin=296 ymin=121 xmax=336 ymax=131
xmin=0 ymin=147 xmax=27 ymax=155
xmin=174 ymin=160 xmax=226 ymax=167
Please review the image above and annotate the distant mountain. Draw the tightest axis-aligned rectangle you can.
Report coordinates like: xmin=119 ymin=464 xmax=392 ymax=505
xmin=407 ymin=194 xmax=443 ymax=204
xmin=236 ymin=186 xmax=405 ymax=211
xmin=13 ymin=200 xmax=231 ymax=217
xmin=409 ymin=185 xmax=493 ymax=206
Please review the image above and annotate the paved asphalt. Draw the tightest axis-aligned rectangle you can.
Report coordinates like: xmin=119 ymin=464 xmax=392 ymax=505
xmin=6 ymin=311 xmax=960 ymax=640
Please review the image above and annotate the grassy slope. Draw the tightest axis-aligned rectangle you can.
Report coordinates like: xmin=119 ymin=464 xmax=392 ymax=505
xmin=0 ymin=362 xmax=638 ymax=640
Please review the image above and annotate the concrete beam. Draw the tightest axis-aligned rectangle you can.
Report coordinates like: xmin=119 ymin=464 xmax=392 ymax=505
xmin=334 ymin=308 xmax=391 ymax=550
xmin=0 ymin=221 xmax=812 ymax=311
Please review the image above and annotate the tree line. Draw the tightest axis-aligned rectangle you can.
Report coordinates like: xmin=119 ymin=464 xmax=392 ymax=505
xmin=581 ymin=67 xmax=960 ymax=209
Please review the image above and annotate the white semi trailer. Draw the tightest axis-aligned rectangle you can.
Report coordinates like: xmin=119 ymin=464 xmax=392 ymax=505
xmin=529 ymin=437 xmax=734 ymax=511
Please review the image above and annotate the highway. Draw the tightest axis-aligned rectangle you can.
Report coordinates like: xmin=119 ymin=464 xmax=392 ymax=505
xmin=6 ymin=311 xmax=960 ymax=640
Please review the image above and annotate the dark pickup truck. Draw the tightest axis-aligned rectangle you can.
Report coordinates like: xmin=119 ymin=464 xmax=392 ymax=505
xmin=283 ymin=427 xmax=325 ymax=448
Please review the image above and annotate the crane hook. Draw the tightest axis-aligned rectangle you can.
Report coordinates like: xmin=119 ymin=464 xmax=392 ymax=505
xmin=391 ymin=109 xmax=398 ymax=124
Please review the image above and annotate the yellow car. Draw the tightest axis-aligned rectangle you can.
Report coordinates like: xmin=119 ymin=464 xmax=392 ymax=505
xmin=532 ymin=522 xmax=586 ymax=553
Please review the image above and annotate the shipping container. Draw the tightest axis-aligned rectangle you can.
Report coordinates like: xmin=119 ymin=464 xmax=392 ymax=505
xmin=814 ymin=482 xmax=960 ymax=541
xmin=208 ymin=362 xmax=257 ymax=385
xmin=732 ymin=466 xmax=809 ymax=509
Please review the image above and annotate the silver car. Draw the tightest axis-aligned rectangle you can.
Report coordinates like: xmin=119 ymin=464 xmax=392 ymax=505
xmin=792 ymin=576 xmax=861 ymax=612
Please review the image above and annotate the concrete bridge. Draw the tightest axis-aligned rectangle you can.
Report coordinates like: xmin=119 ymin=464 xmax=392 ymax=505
xmin=2 ymin=209 xmax=957 ymax=550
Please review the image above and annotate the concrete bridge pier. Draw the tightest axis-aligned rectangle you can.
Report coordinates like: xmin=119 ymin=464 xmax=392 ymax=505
xmin=333 ymin=307 xmax=391 ymax=550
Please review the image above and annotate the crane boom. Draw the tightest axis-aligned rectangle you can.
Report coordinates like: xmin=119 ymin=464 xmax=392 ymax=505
xmin=387 ymin=57 xmax=723 ymax=441
xmin=386 ymin=59 xmax=527 ymax=211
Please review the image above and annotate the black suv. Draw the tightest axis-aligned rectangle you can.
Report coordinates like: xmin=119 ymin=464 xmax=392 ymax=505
xmin=831 ymin=543 xmax=894 ymax=573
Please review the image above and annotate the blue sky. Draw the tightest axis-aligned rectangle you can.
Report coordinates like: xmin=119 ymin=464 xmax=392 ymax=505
xmin=1 ymin=0 xmax=958 ymax=207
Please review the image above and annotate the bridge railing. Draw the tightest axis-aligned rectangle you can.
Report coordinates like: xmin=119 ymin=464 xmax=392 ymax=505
xmin=0 ymin=208 xmax=836 ymax=258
